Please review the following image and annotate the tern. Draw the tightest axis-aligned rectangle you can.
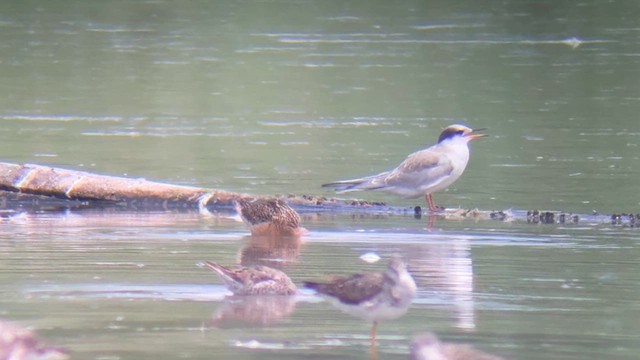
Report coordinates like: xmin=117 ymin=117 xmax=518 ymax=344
xmin=322 ymin=124 xmax=486 ymax=212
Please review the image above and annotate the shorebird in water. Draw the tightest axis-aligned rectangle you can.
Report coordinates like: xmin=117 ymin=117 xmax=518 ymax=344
xmin=322 ymin=124 xmax=486 ymax=212
xmin=234 ymin=197 xmax=307 ymax=237
xmin=410 ymin=332 xmax=506 ymax=360
xmin=303 ymin=256 xmax=416 ymax=347
xmin=202 ymin=261 xmax=297 ymax=296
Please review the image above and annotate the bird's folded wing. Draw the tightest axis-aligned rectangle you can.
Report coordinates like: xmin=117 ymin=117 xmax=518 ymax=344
xmin=316 ymin=273 xmax=385 ymax=305
xmin=384 ymin=150 xmax=454 ymax=187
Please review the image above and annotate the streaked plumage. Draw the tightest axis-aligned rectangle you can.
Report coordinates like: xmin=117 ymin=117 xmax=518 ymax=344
xmin=410 ymin=332 xmax=506 ymax=360
xmin=234 ymin=197 xmax=307 ymax=237
xmin=203 ymin=261 xmax=297 ymax=296
xmin=322 ymin=124 xmax=486 ymax=212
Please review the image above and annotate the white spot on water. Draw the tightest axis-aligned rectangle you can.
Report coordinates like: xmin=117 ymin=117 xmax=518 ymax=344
xmin=360 ymin=252 xmax=381 ymax=263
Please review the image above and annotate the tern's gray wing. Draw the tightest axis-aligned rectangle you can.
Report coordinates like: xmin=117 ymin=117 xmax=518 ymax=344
xmin=383 ymin=149 xmax=454 ymax=188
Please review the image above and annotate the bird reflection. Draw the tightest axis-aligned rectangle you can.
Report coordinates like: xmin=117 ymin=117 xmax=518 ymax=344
xmin=233 ymin=197 xmax=306 ymax=269
xmin=208 ymin=295 xmax=297 ymax=327
xmin=199 ymin=198 xmax=307 ymax=328
xmin=407 ymin=238 xmax=476 ymax=330
xmin=237 ymin=235 xmax=302 ymax=269
xmin=410 ymin=332 xmax=506 ymax=360
xmin=0 ymin=319 xmax=69 ymax=360
xmin=304 ymin=256 xmax=416 ymax=359
xmin=200 ymin=261 xmax=299 ymax=327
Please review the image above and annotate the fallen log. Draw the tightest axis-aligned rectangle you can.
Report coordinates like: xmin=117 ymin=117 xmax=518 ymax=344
xmin=0 ymin=161 xmax=360 ymax=213
xmin=0 ymin=162 xmax=238 ymax=211
xmin=0 ymin=162 xmax=637 ymax=227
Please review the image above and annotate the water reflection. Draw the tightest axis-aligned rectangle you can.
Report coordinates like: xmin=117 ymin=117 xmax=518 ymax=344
xmin=304 ymin=256 xmax=416 ymax=360
xmin=2 ymin=0 xmax=640 ymax=358
xmin=208 ymin=295 xmax=297 ymax=328
xmin=237 ymin=235 xmax=303 ymax=268
xmin=0 ymin=319 xmax=69 ymax=360
xmin=232 ymin=197 xmax=306 ymax=268
xmin=408 ymin=237 xmax=476 ymax=330
xmin=410 ymin=332 xmax=505 ymax=360
xmin=202 ymin=201 xmax=303 ymax=328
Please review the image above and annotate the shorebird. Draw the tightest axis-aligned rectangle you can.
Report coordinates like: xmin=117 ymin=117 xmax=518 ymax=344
xmin=0 ymin=319 xmax=69 ymax=360
xmin=322 ymin=124 xmax=486 ymax=212
xmin=303 ymin=256 xmax=416 ymax=344
xmin=410 ymin=332 xmax=505 ymax=360
xmin=202 ymin=261 xmax=297 ymax=296
xmin=234 ymin=197 xmax=307 ymax=237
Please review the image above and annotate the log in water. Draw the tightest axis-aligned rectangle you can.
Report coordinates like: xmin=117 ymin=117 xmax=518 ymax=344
xmin=0 ymin=162 xmax=637 ymax=227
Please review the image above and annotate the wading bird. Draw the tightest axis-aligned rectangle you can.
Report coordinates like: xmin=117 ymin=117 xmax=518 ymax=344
xmin=202 ymin=261 xmax=297 ymax=296
xmin=322 ymin=124 xmax=486 ymax=212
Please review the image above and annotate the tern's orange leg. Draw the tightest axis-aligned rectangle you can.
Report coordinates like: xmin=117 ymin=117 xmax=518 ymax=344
xmin=425 ymin=194 xmax=438 ymax=212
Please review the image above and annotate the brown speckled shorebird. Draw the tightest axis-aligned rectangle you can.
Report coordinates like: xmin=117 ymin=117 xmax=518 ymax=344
xmin=235 ymin=197 xmax=307 ymax=237
xmin=322 ymin=124 xmax=486 ymax=212
xmin=410 ymin=332 xmax=506 ymax=360
xmin=0 ymin=320 xmax=69 ymax=360
xmin=303 ymin=256 xmax=416 ymax=346
xmin=202 ymin=261 xmax=297 ymax=296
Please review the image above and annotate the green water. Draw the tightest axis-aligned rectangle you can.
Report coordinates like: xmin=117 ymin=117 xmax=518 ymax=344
xmin=1 ymin=1 xmax=639 ymax=359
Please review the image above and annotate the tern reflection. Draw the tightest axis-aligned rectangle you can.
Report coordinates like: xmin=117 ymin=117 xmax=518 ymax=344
xmin=408 ymin=237 xmax=476 ymax=330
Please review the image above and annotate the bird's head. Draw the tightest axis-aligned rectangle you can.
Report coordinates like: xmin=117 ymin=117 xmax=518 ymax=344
xmin=437 ymin=124 xmax=487 ymax=144
xmin=385 ymin=254 xmax=409 ymax=280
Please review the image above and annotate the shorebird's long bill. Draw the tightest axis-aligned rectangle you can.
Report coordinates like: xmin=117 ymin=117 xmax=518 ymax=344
xmin=466 ymin=128 xmax=488 ymax=140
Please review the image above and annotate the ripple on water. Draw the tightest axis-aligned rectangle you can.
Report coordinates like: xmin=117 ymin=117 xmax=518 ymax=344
xmin=25 ymin=284 xmax=228 ymax=302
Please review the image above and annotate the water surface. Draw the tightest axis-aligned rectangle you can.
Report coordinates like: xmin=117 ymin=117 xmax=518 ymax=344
xmin=1 ymin=1 xmax=640 ymax=359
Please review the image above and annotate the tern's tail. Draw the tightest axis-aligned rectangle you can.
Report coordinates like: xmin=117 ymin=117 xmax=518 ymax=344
xmin=322 ymin=173 xmax=387 ymax=193
xmin=321 ymin=179 xmax=368 ymax=192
